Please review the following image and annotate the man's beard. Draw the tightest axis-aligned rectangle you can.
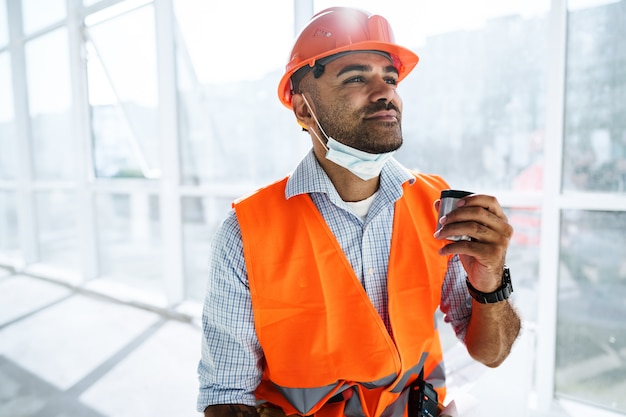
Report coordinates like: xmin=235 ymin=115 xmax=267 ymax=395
xmin=315 ymin=100 xmax=403 ymax=154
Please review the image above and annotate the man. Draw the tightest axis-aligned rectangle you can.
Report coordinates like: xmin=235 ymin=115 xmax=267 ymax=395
xmin=197 ymin=7 xmax=521 ymax=417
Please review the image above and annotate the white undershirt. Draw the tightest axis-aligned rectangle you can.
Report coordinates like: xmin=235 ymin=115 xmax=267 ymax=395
xmin=345 ymin=191 xmax=378 ymax=222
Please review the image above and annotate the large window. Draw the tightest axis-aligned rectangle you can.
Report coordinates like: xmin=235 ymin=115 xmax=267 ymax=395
xmin=174 ymin=0 xmax=305 ymax=186
xmin=556 ymin=0 xmax=626 ymax=413
xmin=80 ymin=1 xmax=165 ymax=297
xmin=21 ymin=0 xmax=66 ymax=35
xmin=85 ymin=1 xmax=160 ymax=179
xmin=557 ymin=210 xmax=626 ymax=412
xmin=563 ymin=0 xmax=626 ymax=193
xmin=25 ymin=28 xmax=74 ymax=180
xmin=95 ymin=193 xmax=162 ymax=293
xmin=0 ymin=52 xmax=16 ymax=180
xmin=35 ymin=191 xmax=80 ymax=273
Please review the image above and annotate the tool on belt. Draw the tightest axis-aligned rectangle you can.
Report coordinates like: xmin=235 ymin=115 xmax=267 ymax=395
xmin=408 ymin=368 xmax=439 ymax=417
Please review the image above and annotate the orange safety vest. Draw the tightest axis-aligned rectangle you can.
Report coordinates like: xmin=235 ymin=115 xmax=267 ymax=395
xmin=234 ymin=173 xmax=451 ymax=417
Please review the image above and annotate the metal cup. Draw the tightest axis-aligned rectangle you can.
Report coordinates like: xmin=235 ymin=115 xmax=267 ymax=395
xmin=436 ymin=189 xmax=473 ymax=241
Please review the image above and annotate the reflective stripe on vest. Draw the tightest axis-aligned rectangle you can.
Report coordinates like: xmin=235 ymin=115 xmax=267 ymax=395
xmin=235 ymin=173 xmax=450 ymax=417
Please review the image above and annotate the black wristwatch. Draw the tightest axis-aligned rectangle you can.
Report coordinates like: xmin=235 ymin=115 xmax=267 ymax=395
xmin=466 ymin=266 xmax=513 ymax=304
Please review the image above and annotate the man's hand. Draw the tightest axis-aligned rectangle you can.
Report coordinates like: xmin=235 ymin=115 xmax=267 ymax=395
xmin=434 ymin=194 xmax=513 ymax=293
xmin=204 ymin=404 xmax=259 ymax=417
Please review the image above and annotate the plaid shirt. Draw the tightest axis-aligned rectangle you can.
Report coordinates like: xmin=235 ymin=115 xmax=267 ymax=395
xmin=197 ymin=151 xmax=472 ymax=411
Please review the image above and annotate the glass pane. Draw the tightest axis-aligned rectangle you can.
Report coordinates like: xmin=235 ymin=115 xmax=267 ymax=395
xmin=311 ymin=0 xmax=549 ymax=191
xmin=557 ymin=210 xmax=626 ymax=412
xmin=506 ymin=207 xmax=541 ymax=321
xmin=25 ymin=28 xmax=75 ymax=180
xmin=95 ymin=193 xmax=163 ymax=293
xmin=0 ymin=0 xmax=8 ymax=47
xmin=0 ymin=52 xmax=17 ymax=180
xmin=21 ymin=0 xmax=66 ymax=35
xmin=181 ymin=196 xmax=233 ymax=301
xmin=86 ymin=3 xmax=160 ymax=179
xmin=563 ymin=0 xmax=626 ymax=192
xmin=174 ymin=0 xmax=309 ymax=186
xmin=0 ymin=191 xmax=20 ymax=258
xmin=35 ymin=191 xmax=80 ymax=272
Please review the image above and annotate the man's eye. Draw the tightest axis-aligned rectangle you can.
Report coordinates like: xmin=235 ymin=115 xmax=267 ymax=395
xmin=385 ymin=77 xmax=398 ymax=85
xmin=345 ymin=76 xmax=365 ymax=83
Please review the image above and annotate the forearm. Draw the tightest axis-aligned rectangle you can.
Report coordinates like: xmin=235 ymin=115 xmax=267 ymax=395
xmin=463 ymin=299 xmax=521 ymax=367
xmin=204 ymin=404 xmax=259 ymax=417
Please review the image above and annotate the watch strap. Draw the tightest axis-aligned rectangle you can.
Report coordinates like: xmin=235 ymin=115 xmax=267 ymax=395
xmin=466 ymin=267 xmax=513 ymax=304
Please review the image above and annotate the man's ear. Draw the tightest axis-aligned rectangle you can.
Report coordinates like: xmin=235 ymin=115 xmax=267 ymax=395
xmin=291 ymin=94 xmax=312 ymax=129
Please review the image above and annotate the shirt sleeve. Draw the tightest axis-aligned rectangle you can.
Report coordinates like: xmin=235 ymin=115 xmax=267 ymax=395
xmin=439 ymin=254 xmax=473 ymax=342
xmin=197 ymin=210 xmax=263 ymax=412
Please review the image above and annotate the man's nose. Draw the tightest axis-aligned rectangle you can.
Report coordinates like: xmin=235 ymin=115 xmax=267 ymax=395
xmin=369 ymin=77 xmax=396 ymax=103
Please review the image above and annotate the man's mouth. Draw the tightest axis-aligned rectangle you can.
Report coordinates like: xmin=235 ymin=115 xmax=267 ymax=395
xmin=364 ymin=110 xmax=398 ymax=122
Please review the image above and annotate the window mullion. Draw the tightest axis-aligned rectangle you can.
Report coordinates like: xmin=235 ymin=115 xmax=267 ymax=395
xmin=67 ymin=0 xmax=99 ymax=281
xmin=7 ymin=0 xmax=38 ymax=267
xmin=535 ymin=0 xmax=568 ymax=411
xmin=155 ymin=0 xmax=184 ymax=304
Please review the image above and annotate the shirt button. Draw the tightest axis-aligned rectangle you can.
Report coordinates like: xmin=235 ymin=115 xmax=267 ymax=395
xmin=368 ymin=267 xmax=374 ymax=276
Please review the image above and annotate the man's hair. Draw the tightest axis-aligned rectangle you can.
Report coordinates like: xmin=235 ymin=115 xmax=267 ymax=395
xmin=291 ymin=65 xmax=318 ymax=96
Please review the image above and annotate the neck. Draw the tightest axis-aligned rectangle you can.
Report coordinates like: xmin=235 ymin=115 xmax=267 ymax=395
xmin=312 ymin=145 xmax=380 ymax=202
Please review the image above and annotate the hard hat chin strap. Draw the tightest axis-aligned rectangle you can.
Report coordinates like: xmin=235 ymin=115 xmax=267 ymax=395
xmin=300 ymin=94 xmax=330 ymax=152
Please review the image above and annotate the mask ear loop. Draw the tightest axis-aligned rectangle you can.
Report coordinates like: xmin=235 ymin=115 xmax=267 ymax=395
xmin=300 ymin=94 xmax=329 ymax=152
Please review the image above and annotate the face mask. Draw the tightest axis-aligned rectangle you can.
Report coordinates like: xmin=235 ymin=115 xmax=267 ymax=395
xmin=301 ymin=95 xmax=395 ymax=181
xmin=325 ymin=137 xmax=395 ymax=181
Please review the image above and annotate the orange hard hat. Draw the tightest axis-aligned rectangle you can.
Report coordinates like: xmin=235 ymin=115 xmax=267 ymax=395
xmin=277 ymin=7 xmax=419 ymax=109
